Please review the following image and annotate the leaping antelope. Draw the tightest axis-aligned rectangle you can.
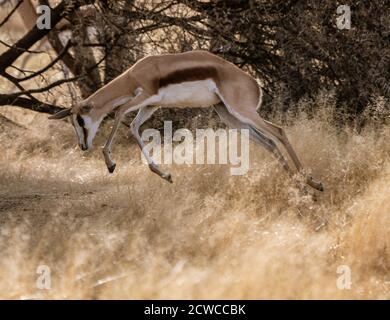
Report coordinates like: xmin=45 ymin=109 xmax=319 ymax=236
xmin=49 ymin=51 xmax=324 ymax=191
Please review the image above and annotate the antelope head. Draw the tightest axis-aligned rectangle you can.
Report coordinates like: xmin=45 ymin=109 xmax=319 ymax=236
xmin=49 ymin=102 xmax=103 ymax=151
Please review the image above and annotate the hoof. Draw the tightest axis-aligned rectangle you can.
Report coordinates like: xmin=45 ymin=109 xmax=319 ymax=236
xmin=163 ymin=173 xmax=173 ymax=183
xmin=107 ymin=163 xmax=116 ymax=174
xmin=307 ymin=176 xmax=324 ymax=192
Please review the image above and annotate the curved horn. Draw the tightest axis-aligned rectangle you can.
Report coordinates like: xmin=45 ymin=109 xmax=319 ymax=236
xmin=48 ymin=108 xmax=72 ymax=120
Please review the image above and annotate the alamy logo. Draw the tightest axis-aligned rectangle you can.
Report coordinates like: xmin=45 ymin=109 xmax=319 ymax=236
xmin=141 ymin=121 xmax=250 ymax=175
xmin=36 ymin=5 xmax=51 ymax=30
xmin=336 ymin=5 xmax=351 ymax=30
xmin=36 ymin=265 xmax=51 ymax=290
xmin=336 ymin=265 xmax=352 ymax=290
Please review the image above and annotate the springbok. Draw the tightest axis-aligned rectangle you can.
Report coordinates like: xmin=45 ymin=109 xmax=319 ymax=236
xmin=49 ymin=50 xmax=324 ymax=191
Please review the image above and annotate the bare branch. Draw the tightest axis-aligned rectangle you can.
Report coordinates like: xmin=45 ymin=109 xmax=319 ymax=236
xmin=17 ymin=40 xmax=73 ymax=82
xmin=2 ymin=49 xmax=108 ymax=101
xmin=0 ymin=0 xmax=23 ymax=29
xmin=0 ymin=94 xmax=63 ymax=114
xmin=0 ymin=0 xmax=81 ymax=74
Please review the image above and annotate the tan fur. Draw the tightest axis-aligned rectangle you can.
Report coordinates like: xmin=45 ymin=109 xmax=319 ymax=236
xmin=51 ymin=50 xmax=324 ymax=191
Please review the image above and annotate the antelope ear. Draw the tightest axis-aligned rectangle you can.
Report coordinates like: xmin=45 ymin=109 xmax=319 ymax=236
xmin=80 ymin=104 xmax=93 ymax=114
xmin=48 ymin=108 xmax=72 ymax=120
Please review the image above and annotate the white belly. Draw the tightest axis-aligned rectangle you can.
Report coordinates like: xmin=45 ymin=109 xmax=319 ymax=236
xmin=156 ymin=80 xmax=220 ymax=108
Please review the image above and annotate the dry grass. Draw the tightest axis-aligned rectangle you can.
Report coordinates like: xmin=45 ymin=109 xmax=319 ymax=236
xmin=0 ymin=7 xmax=389 ymax=300
xmin=0 ymin=100 xmax=389 ymax=299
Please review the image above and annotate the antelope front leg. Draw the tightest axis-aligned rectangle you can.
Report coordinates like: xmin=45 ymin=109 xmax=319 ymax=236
xmin=102 ymin=90 xmax=152 ymax=173
xmin=130 ymin=107 xmax=173 ymax=183
xmin=103 ymin=111 xmax=123 ymax=173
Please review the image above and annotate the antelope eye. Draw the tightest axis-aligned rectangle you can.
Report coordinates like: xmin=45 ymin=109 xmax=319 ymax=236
xmin=76 ymin=115 xmax=84 ymax=127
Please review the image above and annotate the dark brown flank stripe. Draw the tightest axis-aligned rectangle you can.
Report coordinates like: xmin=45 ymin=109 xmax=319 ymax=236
xmin=158 ymin=66 xmax=218 ymax=88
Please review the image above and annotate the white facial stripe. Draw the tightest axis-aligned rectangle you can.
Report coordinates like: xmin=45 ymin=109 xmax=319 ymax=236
xmin=83 ymin=115 xmax=102 ymax=148
xmin=72 ymin=114 xmax=103 ymax=150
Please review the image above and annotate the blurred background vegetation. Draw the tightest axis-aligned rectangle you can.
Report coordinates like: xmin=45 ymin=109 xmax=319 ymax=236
xmin=0 ymin=0 xmax=389 ymax=128
xmin=0 ymin=1 xmax=389 ymax=299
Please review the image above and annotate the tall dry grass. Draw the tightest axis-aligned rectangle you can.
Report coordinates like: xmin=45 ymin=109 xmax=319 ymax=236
xmin=0 ymin=94 xmax=389 ymax=299
xmin=0 ymin=0 xmax=388 ymax=300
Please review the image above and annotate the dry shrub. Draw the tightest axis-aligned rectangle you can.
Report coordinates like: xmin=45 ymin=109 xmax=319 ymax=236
xmin=0 ymin=92 xmax=389 ymax=299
